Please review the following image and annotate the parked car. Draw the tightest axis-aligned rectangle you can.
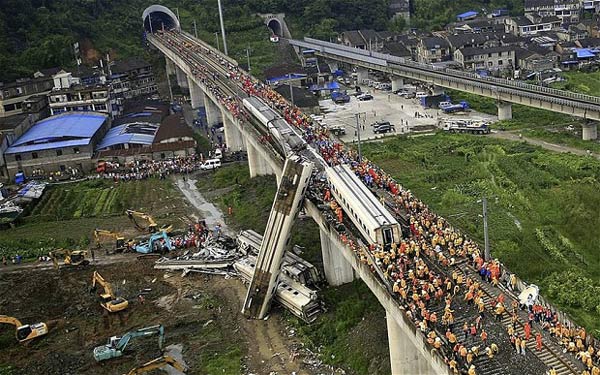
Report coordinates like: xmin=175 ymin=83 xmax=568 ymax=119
xmin=329 ymin=125 xmax=346 ymax=136
xmin=373 ymin=122 xmax=394 ymax=134
xmin=357 ymin=93 xmax=373 ymax=101
xmin=200 ymin=159 xmax=222 ymax=170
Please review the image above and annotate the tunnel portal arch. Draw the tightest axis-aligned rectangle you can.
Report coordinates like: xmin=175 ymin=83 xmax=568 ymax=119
xmin=142 ymin=5 xmax=181 ymax=32
xmin=267 ymin=19 xmax=282 ymax=36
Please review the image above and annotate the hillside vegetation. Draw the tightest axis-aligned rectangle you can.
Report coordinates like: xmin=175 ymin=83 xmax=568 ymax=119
xmin=363 ymin=134 xmax=600 ymax=332
xmin=0 ymin=0 xmax=534 ymax=82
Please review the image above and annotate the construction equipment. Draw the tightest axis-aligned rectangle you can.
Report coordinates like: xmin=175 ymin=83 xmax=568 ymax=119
xmin=125 ymin=209 xmax=173 ymax=234
xmin=93 ymin=229 xmax=126 ymax=252
xmin=49 ymin=249 xmax=89 ymax=269
xmin=124 ymin=355 xmax=187 ymax=375
xmin=135 ymin=231 xmax=172 ymax=254
xmin=0 ymin=315 xmax=48 ymax=343
xmin=91 ymin=271 xmax=129 ymax=313
xmin=93 ymin=324 xmax=165 ymax=362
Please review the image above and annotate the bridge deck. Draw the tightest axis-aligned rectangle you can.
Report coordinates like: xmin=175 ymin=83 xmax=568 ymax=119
xmin=149 ymin=30 xmax=594 ymax=375
xmin=289 ymin=37 xmax=600 ymax=121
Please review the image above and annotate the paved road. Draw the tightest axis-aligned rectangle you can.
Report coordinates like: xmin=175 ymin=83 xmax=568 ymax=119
xmin=489 ymin=130 xmax=600 ymax=159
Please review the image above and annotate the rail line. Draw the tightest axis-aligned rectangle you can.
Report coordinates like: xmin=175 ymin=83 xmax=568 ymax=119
xmin=149 ymin=30 xmax=585 ymax=374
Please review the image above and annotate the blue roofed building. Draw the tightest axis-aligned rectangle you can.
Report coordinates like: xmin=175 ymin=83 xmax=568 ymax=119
xmin=3 ymin=112 xmax=109 ymax=179
xmin=457 ymin=11 xmax=478 ymax=21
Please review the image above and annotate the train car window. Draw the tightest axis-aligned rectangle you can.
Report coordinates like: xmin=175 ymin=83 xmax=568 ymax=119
xmin=383 ymin=228 xmax=393 ymax=244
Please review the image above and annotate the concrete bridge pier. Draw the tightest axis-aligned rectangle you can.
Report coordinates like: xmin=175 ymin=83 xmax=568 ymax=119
xmin=175 ymin=66 xmax=189 ymax=89
xmin=386 ymin=311 xmax=435 ymax=374
xmin=391 ymin=77 xmax=404 ymax=92
xmin=188 ymin=77 xmax=204 ymax=109
xmin=328 ymin=61 xmax=339 ymax=73
xmin=582 ymin=122 xmax=598 ymax=140
xmin=165 ymin=58 xmax=177 ymax=77
xmin=247 ymin=142 xmax=274 ymax=177
xmin=431 ymin=84 xmax=444 ymax=96
xmin=497 ymin=101 xmax=513 ymax=120
xmin=356 ymin=68 xmax=369 ymax=85
xmin=223 ymin=113 xmax=246 ymax=152
xmin=204 ymin=93 xmax=222 ymax=127
xmin=320 ymin=228 xmax=355 ymax=286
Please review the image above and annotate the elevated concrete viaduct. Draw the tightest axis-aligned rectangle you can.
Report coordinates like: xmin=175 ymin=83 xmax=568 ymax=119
xmin=290 ymin=38 xmax=600 ymax=139
xmin=143 ymin=7 xmax=584 ymax=374
xmin=148 ymin=30 xmax=448 ymax=373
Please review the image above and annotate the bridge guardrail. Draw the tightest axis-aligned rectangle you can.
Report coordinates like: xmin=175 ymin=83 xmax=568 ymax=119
xmin=295 ymin=38 xmax=600 ymax=109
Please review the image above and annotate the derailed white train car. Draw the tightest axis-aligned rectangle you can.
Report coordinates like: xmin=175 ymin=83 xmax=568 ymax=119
xmin=243 ymin=96 xmax=306 ymax=155
xmin=237 ymin=229 xmax=322 ymax=286
xmin=326 ymin=164 xmax=401 ymax=247
xmin=234 ymin=255 xmax=321 ymax=323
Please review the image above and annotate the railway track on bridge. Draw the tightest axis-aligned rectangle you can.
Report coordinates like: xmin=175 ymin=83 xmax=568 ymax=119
xmin=292 ymin=38 xmax=600 ymax=115
xmin=149 ymin=30 xmax=587 ymax=374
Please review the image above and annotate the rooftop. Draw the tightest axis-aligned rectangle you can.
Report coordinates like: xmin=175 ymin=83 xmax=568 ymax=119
xmin=154 ymin=114 xmax=194 ymax=143
xmin=96 ymin=122 xmax=159 ymax=150
xmin=5 ymin=112 xmax=108 ymax=154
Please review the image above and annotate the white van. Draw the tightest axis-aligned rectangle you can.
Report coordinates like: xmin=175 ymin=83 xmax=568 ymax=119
xmin=200 ymin=159 xmax=221 ymax=171
xmin=416 ymin=92 xmax=428 ymax=98
xmin=213 ymin=148 xmax=223 ymax=159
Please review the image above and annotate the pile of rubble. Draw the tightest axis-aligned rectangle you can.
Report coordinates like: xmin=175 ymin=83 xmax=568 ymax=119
xmin=154 ymin=235 xmax=240 ymax=276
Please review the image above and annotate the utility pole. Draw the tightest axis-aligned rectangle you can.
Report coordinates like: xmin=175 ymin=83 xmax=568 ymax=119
xmin=217 ymin=0 xmax=228 ymax=55
xmin=482 ymin=197 xmax=490 ymax=261
xmin=355 ymin=113 xmax=363 ymax=163
xmin=193 ymin=20 xmax=198 ymax=38
xmin=214 ymin=32 xmax=220 ymax=52
xmin=165 ymin=61 xmax=174 ymax=104
xmin=246 ymin=46 xmax=251 ymax=72
xmin=288 ymin=74 xmax=294 ymax=105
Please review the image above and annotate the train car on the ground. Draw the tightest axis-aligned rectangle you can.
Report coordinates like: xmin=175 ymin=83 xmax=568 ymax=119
xmin=237 ymin=229 xmax=322 ymax=286
xmin=234 ymin=255 xmax=321 ymax=323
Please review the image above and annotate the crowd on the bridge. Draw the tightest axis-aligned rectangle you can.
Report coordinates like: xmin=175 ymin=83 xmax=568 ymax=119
xmin=155 ymin=29 xmax=600 ymax=375
xmin=93 ymin=155 xmax=204 ymax=181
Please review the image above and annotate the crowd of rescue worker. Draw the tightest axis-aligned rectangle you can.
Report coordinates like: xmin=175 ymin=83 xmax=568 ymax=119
xmin=154 ymin=29 xmax=600 ymax=375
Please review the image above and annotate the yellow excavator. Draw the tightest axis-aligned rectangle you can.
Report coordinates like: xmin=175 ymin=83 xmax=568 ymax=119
xmin=125 ymin=209 xmax=173 ymax=234
xmin=0 ymin=315 xmax=48 ymax=343
xmin=49 ymin=249 xmax=89 ymax=269
xmin=93 ymin=229 xmax=127 ymax=252
xmin=91 ymin=271 xmax=129 ymax=313
xmin=124 ymin=355 xmax=187 ymax=375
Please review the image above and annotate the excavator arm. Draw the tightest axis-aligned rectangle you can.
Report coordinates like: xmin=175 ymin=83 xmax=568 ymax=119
xmin=125 ymin=355 xmax=187 ymax=375
xmin=94 ymin=324 xmax=164 ymax=362
xmin=0 ymin=315 xmax=48 ymax=343
xmin=126 ymin=209 xmax=172 ymax=233
xmin=91 ymin=271 xmax=128 ymax=313
xmin=94 ymin=229 xmax=127 ymax=253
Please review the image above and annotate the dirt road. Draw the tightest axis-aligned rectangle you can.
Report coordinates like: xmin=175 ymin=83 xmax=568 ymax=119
xmin=489 ymin=130 xmax=600 ymax=159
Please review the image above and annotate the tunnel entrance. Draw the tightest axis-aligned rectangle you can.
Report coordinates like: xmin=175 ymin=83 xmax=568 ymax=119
xmin=142 ymin=5 xmax=181 ymax=33
xmin=267 ymin=19 xmax=282 ymax=37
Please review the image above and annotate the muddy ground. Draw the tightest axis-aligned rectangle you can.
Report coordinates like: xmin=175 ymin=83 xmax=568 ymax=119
xmin=0 ymin=256 xmax=325 ymax=375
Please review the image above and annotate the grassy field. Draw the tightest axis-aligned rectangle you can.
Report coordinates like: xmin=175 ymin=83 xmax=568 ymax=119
xmin=363 ymin=133 xmax=600 ymax=332
xmin=446 ymin=89 xmax=579 ymax=130
xmin=195 ymin=164 xmax=391 ymax=375
xmin=0 ymin=178 xmax=187 ymax=259
xmin=552 ymin=70 xmax=600 ymax=96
